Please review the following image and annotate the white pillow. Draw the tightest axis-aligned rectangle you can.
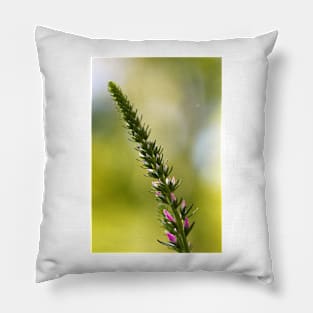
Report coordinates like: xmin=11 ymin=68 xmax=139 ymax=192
xmin=35 ymin=26 xmax=277 ymax=283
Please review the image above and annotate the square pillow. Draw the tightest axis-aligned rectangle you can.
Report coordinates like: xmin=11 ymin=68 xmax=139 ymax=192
xmin=35 ymin=26 xmax=277 ymax=283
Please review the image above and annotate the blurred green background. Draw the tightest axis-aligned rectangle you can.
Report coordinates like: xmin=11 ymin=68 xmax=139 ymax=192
xmin=92 ymin=58 xmax=221 ymax=252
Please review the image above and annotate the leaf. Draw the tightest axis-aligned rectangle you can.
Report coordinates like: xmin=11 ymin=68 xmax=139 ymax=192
xmin=157 ymin=240 xmax=177 ymax=250
xmin=187 ymin=207 xmax=199 ymax=218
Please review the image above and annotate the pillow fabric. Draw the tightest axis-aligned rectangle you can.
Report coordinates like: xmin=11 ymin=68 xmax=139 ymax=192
xmin=35 ymin=26 xmax=277 ymax=283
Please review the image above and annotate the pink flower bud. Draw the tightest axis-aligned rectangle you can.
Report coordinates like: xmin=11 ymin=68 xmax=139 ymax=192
xmin=166 ymin=232 xmax=177 ymax=243
xmin=152 ymin=181 xmax=159 ymax=188
xmin=170 ymin=192 xmax=176 ymax=202
xmin=155 ymin=191 xmax=162 ymax=197
xmin=181 ymin=199 xmax=186 ymax=209
xmin=184 ymin=217 xmax=190 ymax=229
xmin=163 ymin=209 xmax=175 ymax=222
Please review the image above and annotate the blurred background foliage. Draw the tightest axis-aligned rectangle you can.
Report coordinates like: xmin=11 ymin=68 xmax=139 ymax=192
xmin=92 ymin=58 xmax=221 ymax=252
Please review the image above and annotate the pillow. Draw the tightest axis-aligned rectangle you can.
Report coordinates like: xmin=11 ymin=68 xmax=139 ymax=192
xmin=35 ymin=26 xmax=277 ymax=283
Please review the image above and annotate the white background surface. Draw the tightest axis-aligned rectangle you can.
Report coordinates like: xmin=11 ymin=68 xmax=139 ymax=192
xmin=1 ymin=1 xmax=312 ymax=312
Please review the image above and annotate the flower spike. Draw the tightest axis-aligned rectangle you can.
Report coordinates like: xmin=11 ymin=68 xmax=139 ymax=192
xmin=108 ymin=81 xmax=198 ymax=252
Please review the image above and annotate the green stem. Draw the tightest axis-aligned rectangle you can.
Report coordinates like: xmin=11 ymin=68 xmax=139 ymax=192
xmin=162 ymin=182 xmax=189 ymax=253
xmin=171 ymin=204 xmax=190 ymax=252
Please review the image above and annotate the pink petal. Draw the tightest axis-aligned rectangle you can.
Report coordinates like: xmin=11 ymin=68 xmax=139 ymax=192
xmin=184 ymin=217 xmax=190 ymax=229
xmin=163 ymin=209 xmax=175 ymax=222
xmin=170 ymin=192 xmax=176 ymax=202
xmin=166 ymin=232 xmax=177 ymax=243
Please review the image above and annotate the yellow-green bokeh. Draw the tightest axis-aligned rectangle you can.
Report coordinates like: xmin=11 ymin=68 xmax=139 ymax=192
xmin=92 ymin=58 xmax=221 ymax=252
